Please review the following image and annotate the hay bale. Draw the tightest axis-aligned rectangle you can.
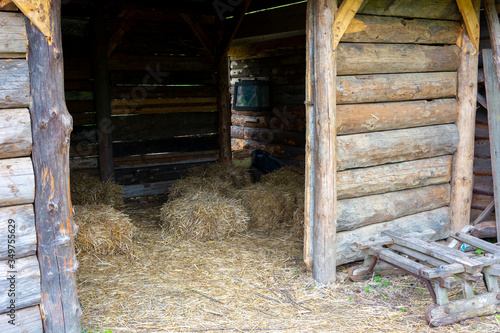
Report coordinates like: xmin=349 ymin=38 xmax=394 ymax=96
xmin=168 ymin=176 xmax=233 ymax=201
xmin=260 ymin=166 xmax=305 ymax=188
xmin=187 ymin=163 xmax=251 ymax=189
xmin=161 ymin=190 xmax=250 ymax=241
xmin=292 ymin=191 xmax=305 ymax=239
xmin=74 ymin=205 xmax=136 ymax=255
xmin=71 ymin=174 xmax=124 ymax=209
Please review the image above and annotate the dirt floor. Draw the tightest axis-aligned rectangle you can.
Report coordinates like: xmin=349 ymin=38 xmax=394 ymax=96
xmin=77 ymin=198 xmax=500 ymax=333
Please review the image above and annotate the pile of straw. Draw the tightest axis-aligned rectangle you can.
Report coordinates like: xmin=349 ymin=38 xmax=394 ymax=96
xmin=161 ymin=190 xmax=250 ymax=241
xmin=260 ymin=165 xmax=305 ymax=188
xmin=292 ymin=190 xmax=305 ymax=238
xmin=187 ymin=163 xmax=251 ymax=189
xmin=74 ymin=205 xmax=136 ymax=255
xmin=168 ymin=176 xmax=233 ymax=200
xmin=71 ymin=174 xmax=124 ymax=209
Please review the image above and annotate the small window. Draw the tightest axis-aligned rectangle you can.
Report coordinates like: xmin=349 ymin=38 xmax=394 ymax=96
xmin=233 ymin=81 xmax=271 ymax=111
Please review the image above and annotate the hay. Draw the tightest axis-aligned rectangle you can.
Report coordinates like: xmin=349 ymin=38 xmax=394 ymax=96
xmin=168 ymin=176 xmax=233 ymax=200
xmin=74 ymin=205 xmax=136 ymax=255
xmin=260 ymin=165 xmax=305 ymax=188
xmin=160 ymin=190 xmax=250 ymax=241
xmin=292 ymin=190 xmax=305 ymax=239
xmin=71 ymin=174 xmax=124 ymax=209
xmin=187 ymin=163 xmax=252 ymax=189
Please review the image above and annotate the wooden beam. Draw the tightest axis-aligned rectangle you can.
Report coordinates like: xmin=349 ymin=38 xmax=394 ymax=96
xmin=25 ymin=0 xmax=81 ymax=331
xmin=216 ymin=54 xmax=231 ymax=164
xmin=106 ymin=7 xmax=140 ymax=58
xmin=12 ymin=0 xmax=50 ymax=36
xmin=450 ymin=0 xmax=480 ymax=234
xmin=181 ymin=13 xmax=215 ymax=63
xmin=456 ymin=0 xmax=480 ymax=51
xmin=484 ymin=0 xmax=500 ymax=89
xmin=333 ymin=0 xmax=364 ymax=49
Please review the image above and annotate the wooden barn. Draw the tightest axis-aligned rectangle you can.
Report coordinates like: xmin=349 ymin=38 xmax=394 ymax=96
xmin=2 ymin=0 xmax=500 ymax=331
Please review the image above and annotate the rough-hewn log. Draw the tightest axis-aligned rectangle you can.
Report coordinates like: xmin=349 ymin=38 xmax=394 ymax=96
xmin=485 ymin=0 xmax=500 ymax=88
xmin=337 ymin=99 xmax=458 ymax=135
xmin=333 ymin=0 xmax=364 ymax=49
xmin=337 ymin=44 xmax=460 ymax=75
xmin=0 ymin=108 xmax=31 ymax=159
xmin=0 ymin=255 xmax=41 ymax=314
xmin=471 ymin=221 xmax=496 ymax=239
xmin=338 ymin=184 xmax=450 ymax=232
xmin=450 ymin=2 xmax=480 ymax=232
xmin=0 ymin=59 xmax=29 ymax=108
xmin=343 ymin=15 xmax=461 ymax=44
xmin=231 ymin=126 xmax=305 ymax=146
xmin=217 ymin=55 xmax=231 ymax=164
xmin=4 ymin=305 xmax=43 ymax=333
xmin=337 ymin=155 xmax=452 ymax=200
xmin=0 ymin=157 xmax=34 ymax=207
xmin=337 ymin=207 xmax=450 ymax=265
xmin=231 ymin=138 xmax=305 ymax=161
xmin=472 ymin=194 xmax=494 ymax=210
xmin=25 ymin=0 xmax=82 ymax=330
xmin=337 ymin=72 xmax=457 ymax=104
xmin=337 ymin=124 xmax=459 ymax=170
xmin=0 ymin=11 xmax=26 ymax=58
xmin=358 ymin=0 xmax=462 ymax=20
xmin=0 ymin=204 xmax=35 ymax=260
xmin=231 ymin=114 xmax=306 ymax=133
xmin=456 ymin=0 xmax=480 ymax=51
xmin=12 ymin=0 xmax=50 ymax=37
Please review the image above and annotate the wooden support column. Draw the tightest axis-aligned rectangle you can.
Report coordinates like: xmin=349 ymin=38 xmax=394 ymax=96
xmin=308 ymin=0 xmax=337 ymax=284
xmin=91 ymin=1 xmax=114 ymax=182
xmin=485 ymin=0 xmax=500 ymax=88
xmin=25 ymin=0 xmax=82 ymax=331
xmin=217 ymin=53 xmax=231 ymax=164
xmin=450 ymin=0 xmax=480 ymax=231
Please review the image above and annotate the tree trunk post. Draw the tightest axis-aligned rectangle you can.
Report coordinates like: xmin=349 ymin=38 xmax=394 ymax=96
xmin=217 ymin=54 xmax=232 ymax=164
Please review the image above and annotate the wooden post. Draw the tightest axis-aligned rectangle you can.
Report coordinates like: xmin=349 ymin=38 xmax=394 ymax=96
xmin=217 ymin=54 xmax=231 ymax=164
xmin=450 ymin=0 xmax=480 ymax=231
xmin=484 ymin=0 xmax=500 ymax=88
xmin=91 ymin=0 xmax=115 ymax=182
xmin=25 ymin=0 xmax=82 ymax=331
xmin=309 ymin=0 xmax=337 ymax=284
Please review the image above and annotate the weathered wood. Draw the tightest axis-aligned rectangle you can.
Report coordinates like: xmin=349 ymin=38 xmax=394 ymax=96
xmin=0 ymin=11 xmax=26 ymax=58
xmin=456 ymin=0 xmax=480 ymax=51
xmin=231 ymin=114 xmax=306 ymax=133
xmin=111 ymin=97 xmax=217 ymax=115
xmin=450 ymin=3 xmax=480 ymax=232
xmin=337 ymin=155 xmax=452 ymax=200
xmin=473 ymin=175 xmax=494 ymax=196
xmin=108 ymin=54 xmax=214 ymax=72
xmin=333 ymin=0 xmax=364 ymax=49
xmin=473 ymin=157 xmax=492 ymax=175
xmin=357 ymin=0 xmax=461 ymax=20
xmin=123 ymin=180 xmax=174 ymax=198
xmin=0 ymin=0 xmax=18 ymax=12
xmin=0 ymin=59 xmax=29 ymax=108
xmin=0 ymin=255 xmax=40 ymax=314
xmin=450 ymin=229 xmax=500 ymax=254
xmin=231 ymin=126 xmax=305 ymax=146
xmin=217 ymin=55 xmax=231 ymax=164
xmin=348 ymin=261 xmax=404 ymax=281
xmin=114 ymin=150 xmax=218 ymax=169
xmin=0 ymin=157 xmax=34 ymax=207
xmin=337 ymin=99 xmax=458 ymax=135
xmin=337 ymin=72 xmax=457 ymax=104
xmin=337 ymin=44 xmax=460 ymax=75
xmin=12 ymin=0 xmax=50 ymax=36
xmin=337 ymin=207 xmax=451 ymax=265
xmin=472 ymin=194 xmax=494 ymax=210
xmin=355 ymin=229 xmax=436 ymax=250
xmin=0 ymin=108 xmax=31 ymax=158
xmin=4 ymin=305 xmax=43 ymax=333
xmin=25 ymin=0 xmax=81 ymax=330
xmin=475 ymin=139 xmax=490 ymax=159
xmin=485 ymin=0 xmax=500 ymax=89
xmin=337 ymin=184 xmax=450 ymax=232
xmin=106 ymin=8 xmax=140 ymax=58
xmin=0 ymin=204 xmax=35 ymax=260
xmin=484 ymin=49 xmax=500 ymax=242
xmin=471 ymin=221 xmax=497 ymax=238
xmin=337 ymin=124 xmax=459 ymax=170
xmin=181 ymin=13 xmax=215 ymax=62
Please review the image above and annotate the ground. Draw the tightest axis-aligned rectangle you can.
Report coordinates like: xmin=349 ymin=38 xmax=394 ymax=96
xmin=77 ymin=198 xmax=500 ymax=333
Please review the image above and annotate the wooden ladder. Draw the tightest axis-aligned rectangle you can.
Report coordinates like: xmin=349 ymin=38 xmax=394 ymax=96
xmin=348 ymin=230 xmax=500 ymax=326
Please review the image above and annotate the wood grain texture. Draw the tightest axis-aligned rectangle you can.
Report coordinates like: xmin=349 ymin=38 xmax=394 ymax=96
xmin=11 ymin=0 xmax=50 ymax=36
xmin=337 ymin=124 xmax=459 ymax=170
xmin=0 ymin=204 xmax=35 ymax=260
xmin=358 ymin=0 xmax=461 ymax=20
xmin=4 ymin=305 xmax=43 ymax=333
xmin=217 ymin=55 xmax=231 ymax=164
xmin=0 ymin=59 xmax=29 ymax=109
xmin=337 ymin=155 xmax=452 ymax=200
xmin=0 ymin=157 xmax=34 ymax=207
xmin=0 ymin=255 xmax=40 ymax=314
xmin=0 ymin=11 xmax=26 ymax=58
xmin=456 ymin=0 xmax=480 ymax=51
xmin=337 ymin=72 xmax=457 ymax=104
xmin=485 ymin=0 xmax=500 ymax=89
xmin=0 ymin=108 xmax=31 ymax=158
xmin=231 ymin=126 xmax=305 ymax=146
xmin=333 ymin=0 xmax=364 ymax=49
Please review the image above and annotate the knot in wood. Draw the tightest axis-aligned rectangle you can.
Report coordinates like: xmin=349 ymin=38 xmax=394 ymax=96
xmin=48 ymin=202 xmax=59 ymax=212
xmin=39 ymin=120 xmax=47 ymax=128
xmin=444 ymin=307 xmax=450 ymax=314
xmin=54 ymin=52 xmax=61 ymax=60
xmin=51 ymin=109 xmax=58 ymax=118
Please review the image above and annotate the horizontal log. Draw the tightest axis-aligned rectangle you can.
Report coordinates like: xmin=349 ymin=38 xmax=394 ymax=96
xmin=114 ymin=150 xmax=218 ymax=169
xmin=4 ymin=305 xmax=43 ymax=333
xmin=231 ymin=126 xmax=305 ymax=146
xmin=338 ymin=184 xmax=450 ymax=232
xmin=110 ymin=71 xmax=216 ymax=86
xmin=123 ymin=180 xmax=174 ymax=198
xmin=0 ymin=256 xmax=41 ymax=314
xmin=0 ymin=158 xmax=34 ymax=207
xmin=472 ymin=194 xmax=494 ymax=210
xmin=231 ymin=138 xmax=305 ymax=161
xmin=337 ymin=207 xmax=451 ymax=265
xmin=111 ymin=96 xmax=218 ymax=115
xmin=0 ymin=12 xmax=26 ymax=58
xmin=358 ymin=0 xmax=462 ymax=20
xmin=338 ymin=155 xmax=452 ymax=200
xmin=471 ymin=221 xmax=496 ymax=239
xmin=0 ymin=59 xmax=29 ymax=108
xmin=231 ymin=114 xmax=306 ymax=133
xmin=337 ymin=99 xmax=458 ymax=135
xmin=471 ymin=209 xmax=496 ymax=223
xmin=473 ymin=175 xmax=494 ymax=195
xmin=337 ymin=72 xmax=457 ymax=104
xmin=110 ymin=85 xmax=217 ymax=100
xmin=108 ymin=54 xmax=214 ymax=72
xmin=0 ymin=204 xmax=35 ymax=260
xmin=337 ymin=44 xmax=460 ymax=75
xmin=473 ymin=157 xmax=492 ymax=175
xmin=0 ymin=108 xmax=31 ymax=158
xmin=229 ymin=35 xmax=306 ymax=60
xmin=476 ymin=122 xmax=489 ymax=138
xmin=475 ymin=139 xmax=491 ymax=158
xmin=69 ymin=156 xmax=98 ymax=171
xmin=337 ymin=124 xmax=459 ymax=170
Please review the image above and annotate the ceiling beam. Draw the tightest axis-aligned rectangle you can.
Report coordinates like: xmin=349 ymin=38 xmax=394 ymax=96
xmin=12 ymin=0 xmax=51 ymax=37
xmin=333 ymin=0 xmax=365 ymax=49
xmin=456 ymin=0 xmax=480 ymax=51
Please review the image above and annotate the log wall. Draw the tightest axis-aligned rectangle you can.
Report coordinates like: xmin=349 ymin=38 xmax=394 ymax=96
xmin=0 ymin=8 xmax=42 ymax=333
xmin=229 ymin=0 xmax=462 ymax=264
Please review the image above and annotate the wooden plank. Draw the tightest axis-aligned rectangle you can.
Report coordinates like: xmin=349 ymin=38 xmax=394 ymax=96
xmin=0 ymin=11 xmax=26 ymax=58
xmin=474 ymin=139 xmax=490 ymax=159
xmin=456 ymin=0 xmax=480 ymax=51
xmin=231 ymin=114 xmax=306 ymax=133
xmin=484 ymin=49 xmax=500 ymax=242
xmin=229 ymin=35 xmax=306 ymax=60
xmin=4 ymin=305 xmax=43 ymax=333
xmin=358 ymin=0 xmax=462 ymax=20
xmin=107 ymin=8 xmax=140 ymax=58
xmin=0 ymin=157 xmax=34 ymax=207
xmin=471 ymin=221 xmax=497 ymax=238
xmin=231 ymin=138 xmax=305 ymax=161
xmin=450 ymin=229 xmax=500 ymax=253
xmin=473 ymin=157 xmax=492 ymax=175
xmin=217 ymin=55 xmax=231 ymax=164
xmin=0 ymin=59 xmax=29 ymax=109
xmin=231 ymin=126 xmax=305 ymax=147
xmin=336 ymin=207 xmax=451 ymax=265
xmin=337 ymin=124 xmax=459 ymax=170
xmin=337 ymin=155 xmax=452 ymax=200
xmin=0 ymin=109 xmax=31 ymax=159
xmin=333 ymin=0 xmax=364 ymax=49
xmin=12 ymin=0 xmax=50 ymax=36
xmin=450 ymin=4 xmax=480 ymax=232
xmin=0 ymin=255 xmax=41 ymax=314
xmin=0 ymin=204 xmax=35 ymax=260
xmin=123 ymin=180 xmax=174 ymax=198
xmin=337 ymin=72 xmax=457 ymax=104
xmin=472 ymin=194 xmax=494 ymax=210
xmin=473 ymin=174 xmax=494 ymax=195
xmin=0 ymin=0 xmax=18 ymax=12
xmin=338 ymin=184 xmax=451 ymax=232
xmin=485 ymin=0 xmax=500 ymax=89
xmin=114 ymin=150 xmax=218 ymax=169
xmin=108 ymin=54 xmax=214 ymax=72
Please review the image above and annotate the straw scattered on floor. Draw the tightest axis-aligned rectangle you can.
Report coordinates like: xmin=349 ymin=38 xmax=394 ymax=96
xmin=71 ymin=174 xmax=124 ymax=209
xmin=187 ymin=163 xmax=252 ymax=189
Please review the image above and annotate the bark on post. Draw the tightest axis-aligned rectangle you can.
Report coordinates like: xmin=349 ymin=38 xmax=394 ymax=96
xmin=25 ymin=0 xmax=82 ymax=332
